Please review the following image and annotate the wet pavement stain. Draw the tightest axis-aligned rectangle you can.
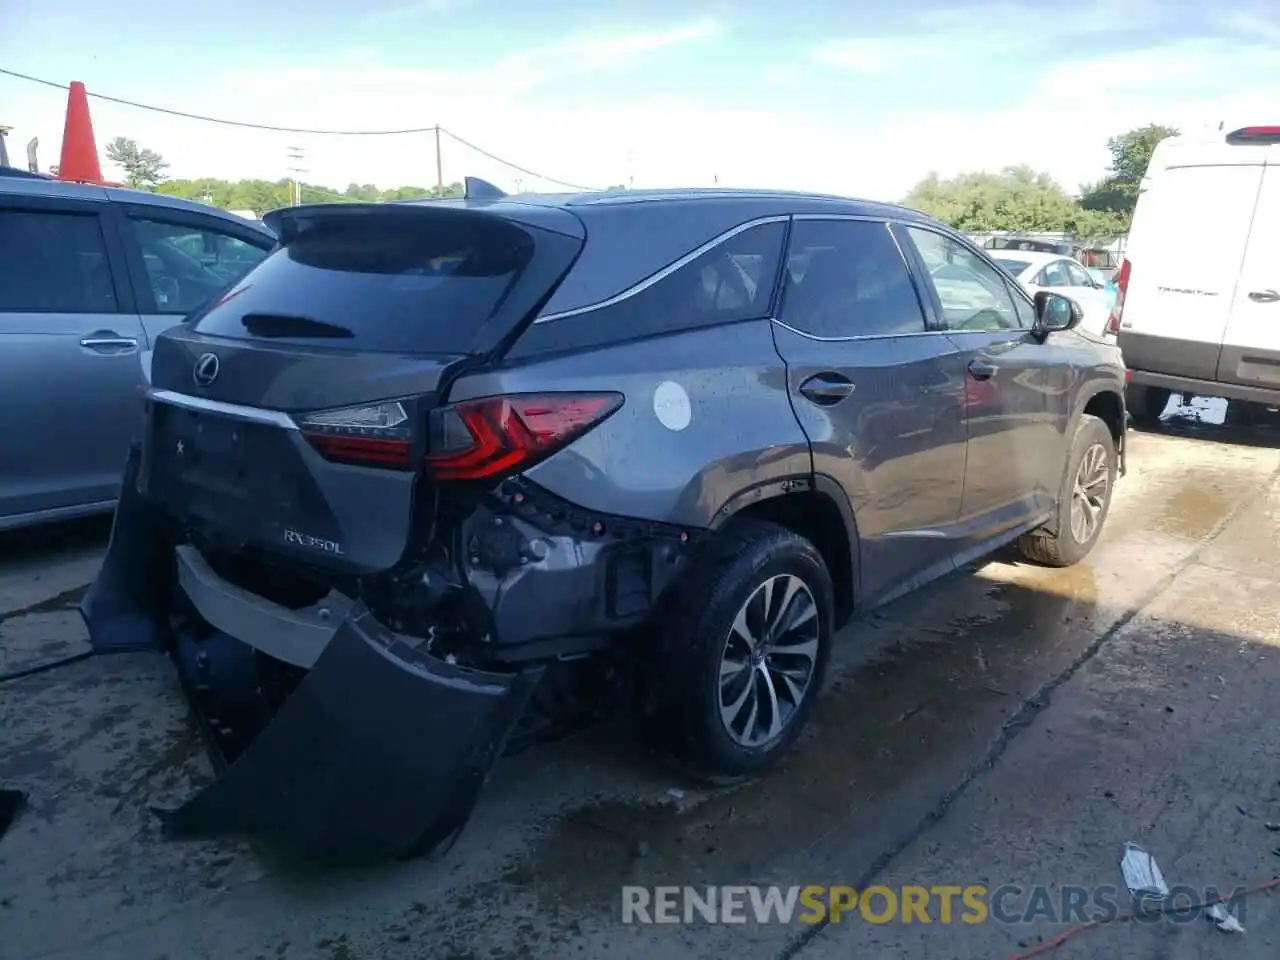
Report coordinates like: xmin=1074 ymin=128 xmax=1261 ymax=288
xmin=1153 ymin=484 xmax=1242 ymax=541
xmin=490 ymin=564 xmax=1107 ymax=925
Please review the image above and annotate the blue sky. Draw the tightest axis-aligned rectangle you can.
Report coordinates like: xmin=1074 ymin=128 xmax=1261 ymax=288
xmin=2 ymin=0 xmax=1278 ymax=199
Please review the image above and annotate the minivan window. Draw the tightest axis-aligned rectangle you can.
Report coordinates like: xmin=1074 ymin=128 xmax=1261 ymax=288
xmin=0 ymin=210 xmax=118 ymax=313
xmin=130 ymin=216 xmax=271 ymax=315
xmin=781 ymin=219 xmax=926 ymax=338
xmin=190 ymin=215 xmax=535 ymax=353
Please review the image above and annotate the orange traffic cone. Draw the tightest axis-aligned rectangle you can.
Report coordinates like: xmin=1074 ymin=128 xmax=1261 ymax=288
xmin=57 ymin=80 xmax=107 ymax=185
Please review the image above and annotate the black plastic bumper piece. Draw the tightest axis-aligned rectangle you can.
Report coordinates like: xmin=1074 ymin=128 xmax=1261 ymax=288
xmin=79 ymin=442 xmax=172 ymax=654
xmin=157 ymin=603 xmax=543 ymax=865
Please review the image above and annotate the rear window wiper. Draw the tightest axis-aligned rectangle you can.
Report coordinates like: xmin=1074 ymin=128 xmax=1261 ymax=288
xmin=239 ymin=313 xmax=355 ymax=339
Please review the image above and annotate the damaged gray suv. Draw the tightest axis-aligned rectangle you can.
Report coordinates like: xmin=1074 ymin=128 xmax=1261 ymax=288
xmin=82 ymin=179 xmax=1127 ymax=863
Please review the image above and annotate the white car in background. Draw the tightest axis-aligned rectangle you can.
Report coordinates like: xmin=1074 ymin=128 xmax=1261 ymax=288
xmin=989 ymin=250 xmax=1114 ymax=337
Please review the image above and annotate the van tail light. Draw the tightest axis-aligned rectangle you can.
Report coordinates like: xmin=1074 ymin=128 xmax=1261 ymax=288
xmin=424 ymin=392 xmax=624 ymax=482
xmin=1106 ymin=258 xmax=1131 ymax=335
xmin=298 ymin=401 xmax=413 ymax=469
xmin=1226 ymin=126 xmax=1280 ymax=145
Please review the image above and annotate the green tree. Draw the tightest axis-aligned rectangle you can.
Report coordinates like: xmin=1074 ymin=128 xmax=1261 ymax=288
xmin=901 ymin=166 xmax=1078 ymax=233
xmin=105 ymin=136 xmax=169 ymax=190
xmin=1080 ymin=123 xmax=1179 ymax=222
xmin=154 ymin=175 xmax=467 ymax=216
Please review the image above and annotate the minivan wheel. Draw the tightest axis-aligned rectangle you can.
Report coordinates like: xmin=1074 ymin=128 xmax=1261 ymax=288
xmin=1017 ymin=414 xmax=1117 ymax=568
xmin=1126 ymin=383 xmax=1171 ymax=427
xmin=661 ymin=520 xmax=834 ymax=780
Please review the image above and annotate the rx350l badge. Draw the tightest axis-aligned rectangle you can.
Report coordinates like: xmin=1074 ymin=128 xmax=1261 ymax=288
xmin=284 ymin=529 xmax=345 ymax=555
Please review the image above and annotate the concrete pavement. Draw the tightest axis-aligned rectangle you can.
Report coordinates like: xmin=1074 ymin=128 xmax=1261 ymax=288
xmin=1 ymin=414 xmax=1278 ymax=960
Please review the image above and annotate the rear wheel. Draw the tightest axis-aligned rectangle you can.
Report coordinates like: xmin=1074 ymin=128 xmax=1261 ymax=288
xmin=1018 ymin=414 xmax=1117 ymax=568
xmin=1125 ymin=383 xmax=1171 ymax=427
xmin=1223 ymin=400 xmax=1264 ymax=427
xmin=661 ymin=520 xmax=834 ymax=780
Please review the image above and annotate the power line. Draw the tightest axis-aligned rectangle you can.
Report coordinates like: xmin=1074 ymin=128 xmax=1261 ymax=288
xmin=0 ymin=66 xmax=601 ymax=190
xmin=0 ymin=67 xmax=436 ymax=135
xmin=440 ymin=128 xmax=596 ymax=192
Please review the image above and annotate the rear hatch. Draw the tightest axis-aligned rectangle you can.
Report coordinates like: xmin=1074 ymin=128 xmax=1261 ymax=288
xmin=142 ymin=202 xmax=584 ymax=574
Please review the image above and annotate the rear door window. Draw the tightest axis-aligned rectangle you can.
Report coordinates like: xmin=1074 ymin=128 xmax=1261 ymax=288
xmin=780 ymin=219 xmax=926 ymax=338
xmin=0 ymin=210 xmax=119 ymax=313
xmin=191 ymin=214 xmax=537 ymax=353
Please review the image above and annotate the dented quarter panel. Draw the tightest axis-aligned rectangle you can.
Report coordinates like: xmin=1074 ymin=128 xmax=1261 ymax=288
xmin=456 ymin=490 xmax=694 ymax=654
xmin=446 ymin=320 xmax=812 ymax=528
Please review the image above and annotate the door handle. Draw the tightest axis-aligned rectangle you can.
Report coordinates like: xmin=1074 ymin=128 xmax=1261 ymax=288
xmin=80 ymin=335 xmax=138 ymax=353
xmin=967 ymin=359 xmax=997 ymax=380
xmin=798 ymin=373 xmax=856 ymax=405
xmin=1248 ymin=289 xmax=1280 ymax=304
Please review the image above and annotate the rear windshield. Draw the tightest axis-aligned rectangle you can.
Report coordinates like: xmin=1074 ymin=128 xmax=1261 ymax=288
xmin=993 ymin=258 xmax=1031 ymax=275
xmin=190 ymin=213 xmax=535 ymax=354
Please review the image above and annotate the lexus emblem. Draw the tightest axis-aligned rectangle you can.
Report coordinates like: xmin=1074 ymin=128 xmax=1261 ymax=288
xmin=193 ymin=353 xmax=220 ymax=387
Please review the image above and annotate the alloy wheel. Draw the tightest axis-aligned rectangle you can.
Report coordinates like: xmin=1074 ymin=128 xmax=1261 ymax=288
xmin=1069 ymin=442 xmax=1110 ymax=544
xmin=717 ymin=573 xmax=820 ymax=748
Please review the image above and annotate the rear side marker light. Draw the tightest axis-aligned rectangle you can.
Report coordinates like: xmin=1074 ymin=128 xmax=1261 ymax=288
xmin=298 ymin=401 xmax=413 ymax=468
xmin=425 ymin=392 xmax=624 ymax=482
xmin=1106 ymin=257 xmax=1130 ymax=335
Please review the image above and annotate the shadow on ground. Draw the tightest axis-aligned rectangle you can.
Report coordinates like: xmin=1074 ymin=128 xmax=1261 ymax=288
xmin=1 ymin=421 xmax=1278 ymax=960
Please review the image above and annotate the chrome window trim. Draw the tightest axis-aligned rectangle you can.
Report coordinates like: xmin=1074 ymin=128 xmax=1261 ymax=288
xmin=533 ymin=215 xmax=792 ymax=324
xmin=770 ymin=318 xmax=952 ymax=343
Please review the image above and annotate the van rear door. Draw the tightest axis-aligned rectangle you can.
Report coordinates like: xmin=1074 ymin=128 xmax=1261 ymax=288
xmin=1119 ymin=158 xmax=1264 ymax=381
xmin=1217 ymin=161 xmax=1280 ymax=390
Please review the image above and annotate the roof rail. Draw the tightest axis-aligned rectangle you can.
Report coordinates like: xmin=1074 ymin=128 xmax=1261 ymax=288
xmin=0 ymin=166 xmax=55 ymax=181
xmin=464 ymin=176 xmax=507 ymax=200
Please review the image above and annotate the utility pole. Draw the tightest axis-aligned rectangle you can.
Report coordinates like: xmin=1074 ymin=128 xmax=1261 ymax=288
xmin=434 ymin=126 xmax=444 ymax=196
xmin=285 ymin=145 xmax=307 ymax=206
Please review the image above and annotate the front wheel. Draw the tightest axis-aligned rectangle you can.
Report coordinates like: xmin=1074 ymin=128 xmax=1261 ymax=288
xmin=661 ymin=520 xmax=834 ymax=780
xmin=1018 ymin=414 xmax=1117 ymax=568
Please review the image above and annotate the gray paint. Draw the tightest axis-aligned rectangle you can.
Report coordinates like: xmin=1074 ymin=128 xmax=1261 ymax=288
xmin=449 ymin=319 xmax=812 ymax=529
xmin=117 ymin=185 xmax=1125 ymax=658
xmin=0 ymin=172 xmax=276 ymax=530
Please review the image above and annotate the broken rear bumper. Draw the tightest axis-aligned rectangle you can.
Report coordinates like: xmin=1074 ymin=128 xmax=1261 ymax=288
xmin=160 ymin=605 xmax=542 ymax=864
xmin=80 ymin=444 xmax=544 ymax=863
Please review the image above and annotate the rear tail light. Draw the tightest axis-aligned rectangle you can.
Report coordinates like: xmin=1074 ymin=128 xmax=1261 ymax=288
xmin=1105 ymin=257 xmax=1131 ymax=335
xmin=298 ymin=401 xmax=413 ymax=468
xmin=424 ymin=392 xmax=623 ymax=482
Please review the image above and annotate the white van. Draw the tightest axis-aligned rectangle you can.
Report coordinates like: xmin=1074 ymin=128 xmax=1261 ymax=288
xmin=1112 ymin=125 xmax=1280 ymax=425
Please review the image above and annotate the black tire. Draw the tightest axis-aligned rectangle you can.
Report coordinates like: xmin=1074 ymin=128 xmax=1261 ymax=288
xmin=660 ymin=519 xmax=834 ymax=780
xmin=1125 ymin=383 xmax=1171 ymax=427
xmin=1223 ymin=400 xmax=1262 ymax=427
xmin=1018 ymin=414 xmax=1117 ymax=568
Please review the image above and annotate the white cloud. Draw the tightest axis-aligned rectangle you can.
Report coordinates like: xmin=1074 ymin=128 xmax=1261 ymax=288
xmin=2 ymin=11 xmax=1274 ymax=205
xmin=810 ymin=37 xmax=944 ymax=75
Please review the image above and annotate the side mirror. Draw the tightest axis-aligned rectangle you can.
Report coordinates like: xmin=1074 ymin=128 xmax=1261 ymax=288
xmin=1033 ymin=291 xmax=1082 ymax=336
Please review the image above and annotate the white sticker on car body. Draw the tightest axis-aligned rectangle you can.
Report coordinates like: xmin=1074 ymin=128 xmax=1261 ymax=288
xmin=653 ymin=380 xmax=692 ymax=431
